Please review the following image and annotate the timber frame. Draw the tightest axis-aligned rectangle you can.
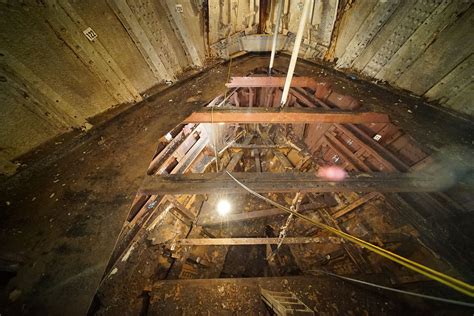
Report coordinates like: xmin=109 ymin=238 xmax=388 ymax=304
xmin=94 ymin=67 xmax=473 ymax=313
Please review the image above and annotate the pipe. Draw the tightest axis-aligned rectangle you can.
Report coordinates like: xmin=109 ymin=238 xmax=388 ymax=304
xmin=269 ymin=0 xmax=284 ymax=74
xmin=280 ymin=0 xmax=311 ymax=107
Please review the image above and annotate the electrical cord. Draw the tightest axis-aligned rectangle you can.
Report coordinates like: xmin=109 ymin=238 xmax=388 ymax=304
xmin=225 ymin=170 xmax=474 ymax=297
xmin=307 ymin=269 xmax=474 ymax=308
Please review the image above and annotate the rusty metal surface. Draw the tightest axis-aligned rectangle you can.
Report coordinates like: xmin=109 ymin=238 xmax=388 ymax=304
xmin=226 ymin=76 xmax=319 ymax=89
xmin=139 ymin=171 xmax=448 ymax=195
xmin=227 ymin=76 xmax=361 ymax=109
xmin=183 ymin=107 xmax=389 ymax=124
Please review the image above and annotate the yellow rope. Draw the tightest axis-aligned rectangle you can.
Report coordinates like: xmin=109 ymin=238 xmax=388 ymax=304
xmin=226 ymin=170 xmax=474 ymax=297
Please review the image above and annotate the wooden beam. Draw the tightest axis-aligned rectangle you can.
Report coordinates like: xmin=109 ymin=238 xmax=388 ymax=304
xmin=332 ymin=192 xmax=381 ymax=219
xmin=198 ymin=201 xmax=328 ymax=226
xmin=183 ymin=108 xmax=389 ymax=124
xmin=225 ymin=134 xmax=253 ymax=171
xmin=172 ymin=237 xmax=342 ymax=246
xmin=139 ymin=172 xmax=449 ymax=195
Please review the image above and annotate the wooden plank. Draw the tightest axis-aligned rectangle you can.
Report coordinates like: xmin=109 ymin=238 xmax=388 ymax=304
xmin=357 ymin=1 xmax=435 ymax=75
xmin=333 ymin=192 xmax=381 ymax=219
xmin=164 ymin=1 xmax=203 ymax=66
xmin=45 ymin=0 xmax=142 ymax=104
xmin=107 ymin=0 xmax=176 ymax=81
xmin=139 ymin=171 xmax=449 ymax=195
xmin=395 ymin=6 xmax=474 ymax=94
xmin=425 ymin=54 xmax=474 ymax=104
xmin=183 ymin=108 xmax=390 ymax=124
xmin=0 ymin=53 xmax=85 ymax=128
xmin=336 ymin=0 xmax=400 ymax=69
xmin=225 ymin=134 xmax=253 ymax=171
xmin=332 ymin=1 xmax=378 ymax=59
xmin=376 ymin=1 xmax=471 ymax=82
xmin=173 ymin=237 xmax=342 ymax=246
xmin=443 ymin=81 xmax=474 ymax=115
xmin=165 ymin=196 xmax=196 ymax=221
xmin=173 ymin=135 xmax=209 ymax=174
xmin=198 ymin=201 xmax=328 ymax=226
xmin=312 ymin=199 xmax=373 ymax=274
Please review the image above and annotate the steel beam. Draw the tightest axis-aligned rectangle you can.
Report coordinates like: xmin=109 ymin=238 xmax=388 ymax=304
xmin=139 ymin=172 xmax=449 ymax=195
xmin=226 ymin=76 xmax=319 ymax=89
xmin=172 ymin=237 xmax=342 ymax=246
xmin=183 ymin=108 xmax=389 ymax=124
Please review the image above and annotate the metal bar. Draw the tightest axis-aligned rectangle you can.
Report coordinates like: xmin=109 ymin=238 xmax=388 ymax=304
xmin=230 ymin=144 xmax=291 ymax=149
xmin=183 ymin=108 xmax=390 ymax=124
xmin=280 ymin=0 xmax=311 ymax=106
xmin=269 ymin=0 xmax=284 ymax=72
xmin=226 ymin=76 xmax=318 ymax=89
xmin=173 ymin=237 xmax=342 ymax=246
xmin=139 ymin=172 xmax=449 ymax=195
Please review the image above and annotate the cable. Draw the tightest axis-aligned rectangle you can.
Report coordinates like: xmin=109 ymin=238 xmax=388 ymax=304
xmin=225 ymin=170 xmax=474 ymax=297
xmin=212 ymin=55 xmax=234 ymax=172
xmin=211 ymin=105 xmax=219 ymax=171
xmin=307 ymin=269 xmax=474 ymax=308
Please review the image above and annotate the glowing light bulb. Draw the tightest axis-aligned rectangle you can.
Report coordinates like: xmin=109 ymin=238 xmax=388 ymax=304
xmin=217 ymin=199 xmax=231 ymax=216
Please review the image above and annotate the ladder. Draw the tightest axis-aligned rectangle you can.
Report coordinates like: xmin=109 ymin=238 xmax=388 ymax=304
xmin=260 ymin=287 xmax=315 ymax=316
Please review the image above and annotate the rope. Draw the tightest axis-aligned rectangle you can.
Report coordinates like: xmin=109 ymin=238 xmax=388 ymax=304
xmin=268 ymin=193 xmax=302 ymax=260
xmin=225 ymin=170 xmax=474 ymax=297
xmin=308 ymin=269 xmax=474 ymax=308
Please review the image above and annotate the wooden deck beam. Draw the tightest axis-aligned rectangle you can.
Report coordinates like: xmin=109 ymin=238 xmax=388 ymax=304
xmin=183 ymin=108 xmax=389 ymax=124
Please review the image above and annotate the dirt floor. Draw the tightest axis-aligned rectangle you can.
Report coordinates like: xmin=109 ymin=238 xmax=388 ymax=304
xmin=0 ymin=54 xmax=473 ymax=315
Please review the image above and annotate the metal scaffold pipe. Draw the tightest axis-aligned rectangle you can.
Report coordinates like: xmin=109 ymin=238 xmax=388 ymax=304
xmin=269 ymin=0 xmax=284 ymax=74
xmin=280 ymin=0 xmax=311 ymax=107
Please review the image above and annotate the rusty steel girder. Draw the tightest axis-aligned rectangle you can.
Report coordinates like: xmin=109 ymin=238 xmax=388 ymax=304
xmin=226 ymin=76 xmax=361 ymax=110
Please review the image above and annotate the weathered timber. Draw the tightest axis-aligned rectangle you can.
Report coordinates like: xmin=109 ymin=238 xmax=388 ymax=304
xmin=332 ymin=192 xmax=381 ymax=219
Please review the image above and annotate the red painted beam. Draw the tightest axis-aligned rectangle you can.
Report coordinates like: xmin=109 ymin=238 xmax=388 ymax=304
xmin=183 ymin=108 xmax=389 ymax=124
